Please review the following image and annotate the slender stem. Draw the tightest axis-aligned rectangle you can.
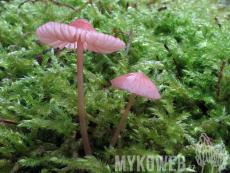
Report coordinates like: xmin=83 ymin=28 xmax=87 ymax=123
xmin=173 ymin=57 xmax=182 ymax=78
xmin=77 ymin=40 xmax=92 ymax=155
xmin=0 ymin=118 xmax=17 ymax=124
xmin=48 ymin=0 xmax=76 ymax=10
xmin=164 ymin=44 xmax=170 ymax=53
xmin=125 ymin=27 xmax=133 ymax=57
xmin=85 ymin=113 xmax=113 ymax=135
xmin=109 ymin=93 xmax=136 ymax=149
xmin=217 ymin=60 xmax=226 ymax=97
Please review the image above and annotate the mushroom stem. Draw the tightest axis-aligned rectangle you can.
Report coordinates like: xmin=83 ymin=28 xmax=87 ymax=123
xmin=77 ymin=40 xmax=92 ymax=155
xmin=109 ymin=93 xmax=136 ymax=149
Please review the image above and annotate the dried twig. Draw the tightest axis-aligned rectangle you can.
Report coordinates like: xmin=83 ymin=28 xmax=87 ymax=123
xmin=19 ymin=0 xmax=75 ymax=10
xmin=126 ymin=2 xmax=129 ymax=10
xmin=133 ymin=2 xmax=137 ymax=8
xmin=156 ymin=55 xmax=159 ymax=61
xmin=96 ymin=0 xmax=115 ymax=14
xmin=163 ymin=44 xmax=181 ymax=80
xmin=217 ymin=60 xmax=226 ymax=96
xmin=214 ymin=17 xmax=221 ymax=28
xmin=173 ymin=57 xmax=182 ymax=77
xmin=48 ymin=0 xmax=75 ymax=10
xmin=90 ymin=1 xmax=100 ymax=19
xmin=96 ymin=1 xmax=107 ymax=12
xmin=10 ymin=32 xmax=35 ymax=59
xmin=158 ymin=7 xmax=167 ymax=12
xmin=171 ymin=72 xmax=180 ymax=81
xmin=19 ymin=0 xmax=48 ymax=8
xmin=11 ymin=32 xmax=35 ymax=52
xmin=125 ymin=28 xmax=133 ymax=57
xmin=0 ymin=118 xmax=17 ymax=124
xmin=61 ymin=0 xmax=91 ymax=23
xmin=85 ymin=113 xmax=113 ymax=135
xmin=164 ymin=44 xmax=170 ymax=53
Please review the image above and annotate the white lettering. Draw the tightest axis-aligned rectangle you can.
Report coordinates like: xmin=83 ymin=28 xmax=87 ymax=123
xmin=137 ymin=155 xmax=145 ymax=171
xmin=146 ymin=155 xmax=154 ymax=171
xmin=127 ymin=155 xmax=136 ymax=171
xmin=169 ymin=156 xmax=176 ymax=171
xmin=156 ymin=156 xmax=167 ymax=171
xmin=115 ymin=155 xmax=126 ymax=171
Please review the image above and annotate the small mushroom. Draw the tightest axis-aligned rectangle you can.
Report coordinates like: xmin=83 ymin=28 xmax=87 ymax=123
xmin=36 ymin=19 xmax=125 ymax=155
xmin=109 ymin=72 xmax=161 ymax=148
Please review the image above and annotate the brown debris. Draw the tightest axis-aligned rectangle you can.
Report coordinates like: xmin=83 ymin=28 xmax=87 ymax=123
xmin=19 ymin=0 xmax=75 ymax=10
xmin=158 ymin=7 xmax=167 ymax=12
xmin=164 ymin=44 xmax=170 ymax=53
xmin=173 ymin=57 xmax=182 ymax=78
xmin=216 ymin=60 xmax=226 ymax=96
xmin=125 ymin=28 xmax=133 ymax=57
xmin=0 ymin=118 xmax=17 ymax=124
xmin=35 ymin=48 xmax=65 ymax=65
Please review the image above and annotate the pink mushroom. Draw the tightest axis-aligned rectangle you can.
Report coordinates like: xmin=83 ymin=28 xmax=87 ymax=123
xmin=109 ymin=72 xmax=161 ymax=148
xmin=36 ymin=19 xmax=125 ymax=155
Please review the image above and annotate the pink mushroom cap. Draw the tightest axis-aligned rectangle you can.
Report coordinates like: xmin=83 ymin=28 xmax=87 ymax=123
xmin=111 ymin=72 xmax=161 ymax=100
xmin=36 ymin=19 xmax=125 ymax=54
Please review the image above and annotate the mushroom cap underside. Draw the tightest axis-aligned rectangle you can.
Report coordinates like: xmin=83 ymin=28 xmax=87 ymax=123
xmin=36 ymin=20 xmax=125 ymax=54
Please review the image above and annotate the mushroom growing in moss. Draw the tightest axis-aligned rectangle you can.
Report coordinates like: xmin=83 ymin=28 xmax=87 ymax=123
xmin=36 ymin=19 xmax=125 ymax=155
xmin=109 ymin=72 xmax=161 ymax=148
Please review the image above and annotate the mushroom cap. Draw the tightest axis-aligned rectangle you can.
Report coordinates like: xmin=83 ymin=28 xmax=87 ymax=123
xmin=110 ymin=72 xmax=161 ymax=100
xmin=36 ymin=19 xmax=125 ymax=54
